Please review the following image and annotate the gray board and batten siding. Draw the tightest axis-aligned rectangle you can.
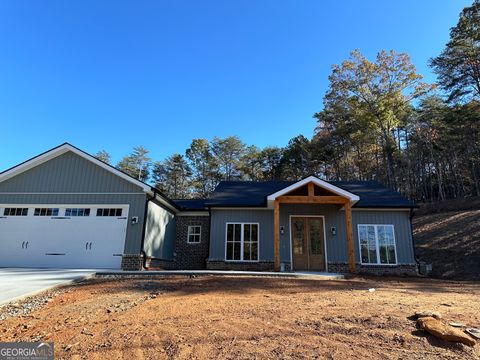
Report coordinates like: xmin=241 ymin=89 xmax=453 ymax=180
xmin=209 ymin=205 xmax=415 ymax=266
xmin=0 ymin=151 xmax=148 ymax=254
xmin=143 ymin=199 xmax=176 ymax=260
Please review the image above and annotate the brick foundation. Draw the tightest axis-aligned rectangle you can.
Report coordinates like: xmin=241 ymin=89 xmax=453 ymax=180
xmin=121 ymin=254 xmax=144 ymax=271
xmin=206 ymin=260 xmax=275 ymax=271
xmin=328 ymin=262 xmax=418 ymax=276
xmin=144 ymin=257 xmax=176 ymax=269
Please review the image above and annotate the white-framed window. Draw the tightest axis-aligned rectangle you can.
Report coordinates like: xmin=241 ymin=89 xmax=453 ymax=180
xmin=187 ymin=225 xmax=202 ymax=243
xmin=34 ymin=208 xmax=59 ymax=216
xmin=65 ymin=208 xmax=91 ymax=217
xmin=358 ymin=224 xmax=397 ymax=265
xmin=225 ymin=223 xmax=259 ymax=262
xmin=3 ymin=208 xmax=28 ymax=216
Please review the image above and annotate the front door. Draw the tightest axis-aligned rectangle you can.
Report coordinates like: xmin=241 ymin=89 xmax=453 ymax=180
xmin=291 ymin=217 xmax=326 ymax=271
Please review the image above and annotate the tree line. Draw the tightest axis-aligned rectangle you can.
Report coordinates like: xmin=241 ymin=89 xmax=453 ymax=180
xmin=96 ymin=1 xmax=480 ymax=203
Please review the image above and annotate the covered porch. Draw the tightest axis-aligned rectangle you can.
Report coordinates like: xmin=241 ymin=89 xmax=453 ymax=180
xmin=267 ymin=176 xmax=360 ymax=273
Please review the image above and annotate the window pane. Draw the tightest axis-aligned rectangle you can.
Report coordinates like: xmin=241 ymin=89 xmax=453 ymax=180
xmin=367 ymin=226 xmax=377 ymax=263
xmin=227 ymin=224 xmax=233 ymax=242
xmin=22 ymin=208 xmax=28 ymax=216
xmin=226 ymin=242 xmax=233 ymax=260
xmin=251 ymin=242 xmax=258 ymax=261
xmin=379 ymin=245 xmax=388 ymax=264
xmin=85 ymin=209 xmax=90 ymax=216
xmin=387 ymin=245 xmax=396 ymax=264
xmin=244 ymin=224 xmax=251 ymax=243
xmin=116 ymin=209 xmax=122 ymax=216
xmin=251 ymin=224 xmax=258 ymax=242
xmin=361 ymin=244 xmax=369 ymax=263
xmin=234 ymin=224 xmax=241 ymax=242
xmin=233 ymin=242 xmax=241 ymax=260
xmin=244 ymin=242 xmax=251 ymax=261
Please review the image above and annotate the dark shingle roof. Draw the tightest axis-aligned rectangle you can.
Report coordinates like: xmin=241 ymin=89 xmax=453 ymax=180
xmin=204 ymin=180 xmax=416 ymax=208
xmin=172 ymin=199 xmax=208 ymax=211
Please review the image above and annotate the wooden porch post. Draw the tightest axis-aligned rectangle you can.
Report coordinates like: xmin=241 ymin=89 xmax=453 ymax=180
xmin=274 ymin=200 xmax=280 ymax=271
xmin=345 ymin=201 xmax=356 ymax=273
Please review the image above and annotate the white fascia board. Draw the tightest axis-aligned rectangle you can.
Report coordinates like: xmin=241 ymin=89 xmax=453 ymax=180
xmin=266 ymin=175 xmax=360 ymax=203
xmin=0 ymin=143 xmax=153 ymax=194
xmin=153 ymin=193 xmax=178 ymax=214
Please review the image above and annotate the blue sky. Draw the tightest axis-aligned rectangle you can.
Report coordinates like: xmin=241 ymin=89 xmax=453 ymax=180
xmin=0 ymin=0 xmax=471 ymax=170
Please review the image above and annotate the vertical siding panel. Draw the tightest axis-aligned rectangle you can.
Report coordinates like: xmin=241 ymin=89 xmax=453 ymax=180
xmin=352 ymin=210 xmax=414 ymax=264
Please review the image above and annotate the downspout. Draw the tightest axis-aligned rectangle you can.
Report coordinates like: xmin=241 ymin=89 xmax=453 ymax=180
xmin=207 ymin=206 xmax=212 ymax=268
xmin=410 ymin=208 xmax=420 ymax=268
xmin=140 ymin=194 xmax=154 ymax=270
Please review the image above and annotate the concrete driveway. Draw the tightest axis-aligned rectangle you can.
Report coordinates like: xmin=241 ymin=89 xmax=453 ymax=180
xmin=0 ymin=268 xmax=96 ymax=305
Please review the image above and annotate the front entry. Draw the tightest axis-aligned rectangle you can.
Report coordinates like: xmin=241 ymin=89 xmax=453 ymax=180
xmin=291 ymin=216 xmax=326 ymax=271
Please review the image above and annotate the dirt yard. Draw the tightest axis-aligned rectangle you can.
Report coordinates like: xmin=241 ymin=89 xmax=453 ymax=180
xmin=0 ymin=275 xmax=479 ymax=359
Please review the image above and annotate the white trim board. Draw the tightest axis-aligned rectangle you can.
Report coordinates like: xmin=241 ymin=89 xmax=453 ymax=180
xmin=266 ymin=176 xmax=360 ymax=204
xmin=357 ymin=224 xmax=398 ymax=266
xmin=0 ymin=143 xmax=152 ymax=194
xmin=224 ymin=222 xmax=260 ymax=263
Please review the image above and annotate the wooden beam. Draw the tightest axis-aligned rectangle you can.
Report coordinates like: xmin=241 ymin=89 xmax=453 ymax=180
xmin=308 ymin=182 xmax=314 ymax=197
xmin=277 ymin=195 xmax=348 ymax=204
xmin=274 ymin=200 xmax=280 ymax=271
xmin=345 ymin=201 xmax=356 ymax=273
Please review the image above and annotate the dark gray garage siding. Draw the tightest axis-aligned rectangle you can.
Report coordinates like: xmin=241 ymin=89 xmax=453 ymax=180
xmin=0 ymin=151 xmax=147 ymax=254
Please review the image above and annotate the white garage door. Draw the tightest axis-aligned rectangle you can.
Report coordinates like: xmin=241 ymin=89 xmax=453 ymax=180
xmin=0 ymin=205 xmax=129 ymax=269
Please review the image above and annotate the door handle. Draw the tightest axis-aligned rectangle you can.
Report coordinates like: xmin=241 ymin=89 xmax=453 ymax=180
xmin=86 ymin=242 xmax=89 ymax=250
xmin=25 ymin=241 xmax=29 ymax=249
xmin=22 ymin=241 xmax=25 ymax=249
xmin=89 ymin=242 xmax=92 ymax=250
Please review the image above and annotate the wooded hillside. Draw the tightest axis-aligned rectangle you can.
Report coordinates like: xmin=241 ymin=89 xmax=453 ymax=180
xmin=414 ymin=197 xmax=480 ymax=281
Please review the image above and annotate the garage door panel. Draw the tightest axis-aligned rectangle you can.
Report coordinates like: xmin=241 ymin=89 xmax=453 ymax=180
xmin=0 ymin=205 xmax=129 ymax=269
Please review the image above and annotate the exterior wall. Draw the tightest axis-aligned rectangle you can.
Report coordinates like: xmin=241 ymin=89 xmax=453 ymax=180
xmin=209 ymin=209 xmax=274 ymax=263
xmin=0 ymin=151 xmax=147 ymax=256
xmin=172 ymin=215 xmax=210 ymax=269
xmin=208 ymin=206 xmax=416 ymax=273
xmin=143 ymin=200 xmax=176 ymax=260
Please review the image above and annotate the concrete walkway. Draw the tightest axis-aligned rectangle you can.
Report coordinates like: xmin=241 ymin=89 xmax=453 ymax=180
xmin=0 ymin=268 xmax=96 ymax=305
xmin=96 ymin=269 xmax=345 ymax=280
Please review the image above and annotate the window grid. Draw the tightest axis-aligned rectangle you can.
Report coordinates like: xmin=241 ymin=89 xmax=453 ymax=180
xmin=3 ymin=208 xmax=28 ymax=216
xmin=226 ymin=223 xmax=259 ymax=262
xmin=65 ymin=208 xmax=91 ymax=217
xmin=187 ymin=225 xmax=202 ymax=243
xmin=358 ymin=224 xmax=397 ymax=265
xmin=96 ymin=208 xmax=122 ymax=217
xmin=34 ymin=208 xmax=59 ymax=216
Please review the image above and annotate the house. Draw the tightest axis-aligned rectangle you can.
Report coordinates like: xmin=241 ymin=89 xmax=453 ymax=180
xmin=0 ymin=143 xmax=418 ymax=275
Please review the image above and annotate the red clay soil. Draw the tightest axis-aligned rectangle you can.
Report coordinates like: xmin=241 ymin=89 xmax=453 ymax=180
xmin=413 ymin=201 xmax=480 ymax=280
xmin=0 ymin=276 xmax=479 ymax=359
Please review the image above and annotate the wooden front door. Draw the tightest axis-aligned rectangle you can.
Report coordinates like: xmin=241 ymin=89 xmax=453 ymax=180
xmin=291 ymin=217 xmax=326 ymax=271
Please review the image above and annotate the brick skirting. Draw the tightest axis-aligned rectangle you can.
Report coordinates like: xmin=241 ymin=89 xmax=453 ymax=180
xmin=328 ymin=262 xmax=418 ymax=276
xmin=206 ymin=260 xmax=275 ymax=271
xmin=144 ymin=257 xmax=176 ymax=270
xmin=121 ymin=254 xmax=144 ymax=271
